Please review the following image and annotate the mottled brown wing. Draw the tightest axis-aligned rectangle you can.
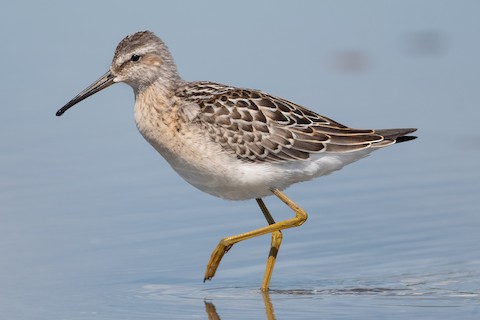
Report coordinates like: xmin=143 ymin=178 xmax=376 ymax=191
xmin=177 ymin=82 xmax=408 ymax=163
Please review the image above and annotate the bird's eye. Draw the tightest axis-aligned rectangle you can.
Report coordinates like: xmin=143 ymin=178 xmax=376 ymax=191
xmin=130 ymin=54 xmax=141 ymax=62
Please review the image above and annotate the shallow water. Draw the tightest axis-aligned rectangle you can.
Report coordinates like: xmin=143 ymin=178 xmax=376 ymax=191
xmin=1 ymin=1 xmax=480 ymax=319
xmin=2 ymin=140 xmax=479 ymax=319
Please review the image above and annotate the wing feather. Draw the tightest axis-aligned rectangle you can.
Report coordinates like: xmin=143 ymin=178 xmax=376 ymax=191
xmin=176 ymin=82 xmax=416 ymax=163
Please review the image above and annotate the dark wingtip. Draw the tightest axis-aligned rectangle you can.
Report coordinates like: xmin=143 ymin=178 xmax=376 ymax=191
xmin=375 ymin=128 xmax=418 ymax=143
xmin=394 ymin=128 xmax=417 ymax=144
xmin=395 ymin=135 xmax=417 ymax=143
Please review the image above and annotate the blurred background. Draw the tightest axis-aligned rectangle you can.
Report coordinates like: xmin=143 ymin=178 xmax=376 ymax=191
xmin=1 ymin=1 xmax=479 ymax=319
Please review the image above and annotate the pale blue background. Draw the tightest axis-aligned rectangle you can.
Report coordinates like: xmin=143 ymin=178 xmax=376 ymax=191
xmin=1 ymin=1 xmax=479 ymax=319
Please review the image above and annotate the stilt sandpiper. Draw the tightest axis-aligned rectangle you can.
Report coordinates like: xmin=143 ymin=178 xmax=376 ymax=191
xmin=56 ymin=31 xmax=417 ymax=291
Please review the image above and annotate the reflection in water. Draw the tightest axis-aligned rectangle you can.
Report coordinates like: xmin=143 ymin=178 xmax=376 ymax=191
xmin=261 ymin=292 xmax=276 ymax=320
xmin=136 ymin=268 xmax=480 ymax=319
xmin=202 ymin=273 xmax=480 ymax=319
xmin=204 ymin=300 xmax=222 ymax=320
xmin=205 ymin=292 xmax=277 ymax=320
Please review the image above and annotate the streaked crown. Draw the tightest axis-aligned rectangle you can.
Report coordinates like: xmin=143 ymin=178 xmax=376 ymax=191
xmin=110 ymin=31 xmax=180 ymax=92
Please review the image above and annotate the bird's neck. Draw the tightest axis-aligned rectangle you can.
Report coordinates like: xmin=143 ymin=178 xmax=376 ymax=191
xmin=133 ymin=81 xmax=184 ymax=159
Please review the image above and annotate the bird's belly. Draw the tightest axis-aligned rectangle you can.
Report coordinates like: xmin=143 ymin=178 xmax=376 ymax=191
xmin=167 ymin=154 xmax=275 ymax=200
xmin=165 ymin=150 xmax=372 ymax=200
xmin=136 ymin=111 xmax=373 ymax=200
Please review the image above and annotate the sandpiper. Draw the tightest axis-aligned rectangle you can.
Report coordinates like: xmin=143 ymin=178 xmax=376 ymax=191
xmin=56 ymin=31 xmax=416 ymax=291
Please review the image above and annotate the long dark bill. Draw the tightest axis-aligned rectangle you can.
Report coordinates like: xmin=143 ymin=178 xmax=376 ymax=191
xmin=56 ymin=71 xmax=115 ymax=116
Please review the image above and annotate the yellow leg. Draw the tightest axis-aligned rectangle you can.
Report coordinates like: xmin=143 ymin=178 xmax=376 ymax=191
xmin=203 ymin=188 xmax=308 ymax=291
xmin=256 ymin=198 xmax=283 ymax=292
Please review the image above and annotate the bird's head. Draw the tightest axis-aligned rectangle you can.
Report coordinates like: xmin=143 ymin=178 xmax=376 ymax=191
xmin=56 ymin=31 xmax=179 ymax=117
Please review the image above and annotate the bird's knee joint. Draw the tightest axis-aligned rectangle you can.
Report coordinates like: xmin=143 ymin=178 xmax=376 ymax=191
xmin=296 ymin=209 xmax=308 ymax=226
xmin=220 ymin=239 xmax=233 ymax=252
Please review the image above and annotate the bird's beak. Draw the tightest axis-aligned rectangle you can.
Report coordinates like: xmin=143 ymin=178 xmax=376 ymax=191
xmin=56 ymin=71 xmax=116 ymax=116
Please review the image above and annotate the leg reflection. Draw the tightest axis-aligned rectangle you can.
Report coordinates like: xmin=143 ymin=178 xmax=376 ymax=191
xmin=261 ymin=291 xmax=276 ymax=320
xmin=204 ymin=292 xmax=276 ymax=320
xmin=204 ymin=300 xmax=221 ymax=320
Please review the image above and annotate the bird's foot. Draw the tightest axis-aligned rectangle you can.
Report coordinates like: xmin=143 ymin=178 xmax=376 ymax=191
xmin=204 ymin=239 xmax=233 ymax=282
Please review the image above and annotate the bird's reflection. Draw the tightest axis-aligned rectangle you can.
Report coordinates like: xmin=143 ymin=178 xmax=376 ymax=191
xmin=205 ymin=292 xmax=276 ymax=320
xmin=261 ymin=292 xmax=276 ymax=320
xmin=204 ymin=299 xmax=222 ymax=320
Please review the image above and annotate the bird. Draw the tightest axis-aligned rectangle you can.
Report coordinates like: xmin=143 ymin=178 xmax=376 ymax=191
xmin=56 ymin=31 xmax=417 ymax=292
